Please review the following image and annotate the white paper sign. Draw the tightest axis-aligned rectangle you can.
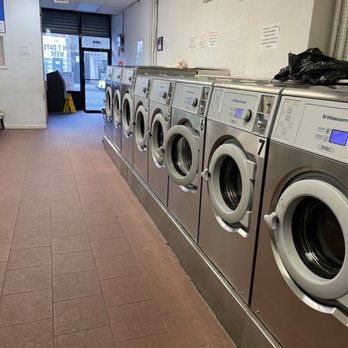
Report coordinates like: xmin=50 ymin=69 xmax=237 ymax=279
xmin=208 ymin=30 xmax=218 ymax=48
xmin=163 ymin=39 xmax=169 ymax=50
xmin=198 ymin=33 xmax=208 ymax=49
xmin=17 ymin=44 xmax=32 ymax=59
xmin=54 ymin=0 xmax=69 ymax=4
xmin=188 ymin=36 xmax=197 ymax=52
xmin=260 ymin=23 xmax=280 ymax=50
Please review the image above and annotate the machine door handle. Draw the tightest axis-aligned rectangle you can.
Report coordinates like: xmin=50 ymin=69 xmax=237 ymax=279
xmin=264 ymin=212 xmax=278 ymax=231
xmin=201 ymin=168 xmax=210 ymax=182
xmin=156 ymin=146 xmax=164 ymax=157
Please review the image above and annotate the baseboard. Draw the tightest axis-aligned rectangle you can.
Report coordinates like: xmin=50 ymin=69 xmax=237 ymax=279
xmin=4 ymin=125 xmax=47 ymax=129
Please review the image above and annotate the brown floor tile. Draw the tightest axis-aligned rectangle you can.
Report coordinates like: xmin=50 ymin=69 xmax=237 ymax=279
xmin=53 ymin=250 xmax=95 ymax=275
xmin=54 ymin=295 xmax=109 ymax=335
xmin=148 ymin=278 xmax=204 ymax=314
xmin=118 ymin=214 xmax=153 ymax=230
xmin=12 ymin=232 xmax=51 ymax=250
xmin=53 ymin=270 xmax=101 ymax=302
xmin=84 ymin=212 xmax=118 ymax=226
xmin=52 ymin=220 xmax=88 ymax=237
xmin=51 ymin=189 xmax=80 ymax=201
xmin=91 ymin=238 xmax=131 ymax=258
xmin=124 ymin=227 xmax=161 ymax=245
xmin=79 ymin=191 xmax=107 ymax=203
xmin=113 ymin=202 xmax=144 ymax=217
xmin=201 ymin=340 xmax=237 ymax=348
xmin=0 ymin=262 xmax=6 ymax=284
xmin=52 ymin=234 xmax=91 ymax=255
xmin=17 ymin=206 xmax=50 ymax=219
xmin=163 ymin=306 xmax=230 ymax=347
xmin=101 ymin=275 xmax=152 ymax=307
xmin=0 ymin=289 xmax=52 ymax=327
xmin=108 ymin=300 xmax=167 ymax=343
xmin=0 ymin=244 xmax=11 ymax=262
xmin=3 ymin=265 xmax=52 ymax=295
xmin=51 ymin=199 xmax=81 ymax=211
xmin=14 ymin=218 xmax=51 ymax=235
xmin=115 ymin=333 xmax=171 ymax=348
xmin=0 ymin=229 xmax=14 ymax=245
xmin=130 ymin=240 xmax=177 ymax=265
xmin=140 ymin=260 xmax=187 ymax=285
xmin=51 ymin=208 xmax=85 ymax=223
xmin=0 ymin=319 xmax=54 ymax=348
xmin=55 ymin=326 xmax=115 ymax=348
xmin=88 ymin=223 xmax=125 ymax=241
xmin=0 ymin=214 xmax=16 ymax=233
xmin=78 ymin=184 xmax=105 ymax=194
xmin=8 ymin=247 xmax=51 ymax=270
xmin=95 ymin=254 xmax=141 ymax=280
xmin=81 ymin=200 xmax=114 ymax=214
xmin=0 ymin=201 xmax=19 ymax=217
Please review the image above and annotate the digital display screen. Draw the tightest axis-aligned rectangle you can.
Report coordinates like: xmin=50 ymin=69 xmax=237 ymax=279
xmin=329 ymin=129 xmax=348 ymax=146
xmin=235 ymin=108 xmax=244 ymax=119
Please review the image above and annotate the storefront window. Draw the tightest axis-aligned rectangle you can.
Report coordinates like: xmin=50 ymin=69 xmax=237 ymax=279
xmin=42 ymin=33 xmax=80 ymax=91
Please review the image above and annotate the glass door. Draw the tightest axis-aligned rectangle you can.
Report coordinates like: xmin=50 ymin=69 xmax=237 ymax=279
xmin=83 ymin=50 xmax=108 ymax=112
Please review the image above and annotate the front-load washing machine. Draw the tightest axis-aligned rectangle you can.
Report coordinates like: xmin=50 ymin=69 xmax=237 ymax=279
xmin=104 ymin=65 xmax=114 ymax=140
xmin=111 ymin=66 xmax=123 ymax=151
xmin=251 ymin=86 xmax=348 ymax=347
xmin=133 ymin=74 xmax=151 ymax=181
xmin=120 ymin=66 xmax=201 ymax=165
xmin=148 ymin=77 xmax=176 ymax=205
xmin=163 ymin=77 xmax=215 ymax=241
xmin=198 ymin=80 xmax=283 ymax=304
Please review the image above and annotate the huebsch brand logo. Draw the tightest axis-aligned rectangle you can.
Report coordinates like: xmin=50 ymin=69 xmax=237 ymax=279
xmin=322 ymin=114 xmax=348 ymax=123
xmin=233 ymin=99 xmax=246 ymax=104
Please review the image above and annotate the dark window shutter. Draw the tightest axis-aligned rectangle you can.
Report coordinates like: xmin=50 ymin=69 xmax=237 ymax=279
xmin=41 ymin=9 xmax=78 ymax=35
xmin=80 ymin=13 xmax=110 ymax=38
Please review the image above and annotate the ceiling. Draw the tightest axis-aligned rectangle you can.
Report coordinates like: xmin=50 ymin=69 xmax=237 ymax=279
xmin=40 ymin=0 xmax=137 ymax=15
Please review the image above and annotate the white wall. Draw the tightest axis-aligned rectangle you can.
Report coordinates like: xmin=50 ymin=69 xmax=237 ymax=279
xmin=0 ymin=0 xmax=47 ymax=128
xmin=111 ymin=0 xmax=153 ymax=66
xmin=154 ymin=0 xmax=335 ymax=78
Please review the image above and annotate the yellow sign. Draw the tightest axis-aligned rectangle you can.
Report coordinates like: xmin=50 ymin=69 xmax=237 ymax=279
xmin=63 ymin=93 xmax=76 ymax=113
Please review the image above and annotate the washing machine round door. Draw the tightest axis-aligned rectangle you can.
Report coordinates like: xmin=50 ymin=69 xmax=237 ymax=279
xmin=113 ymin=89 xmax=122 ymax=127
xmin=105 ymin=86 xmax=113 ymax=121
xmin=122 ymin=93 xmax=134 ymax=137
xmin=150 ymin=112 xmax=168 ymax=166
xmin=206 ymin=143 xmax=255 ymax=229
xmin=134 ymin=104 xmax=148 ymax=150
xmin=265 ymin=179 xmax=348 ymax=303
xmin=163 ymin=124 xmax=200 ymax=187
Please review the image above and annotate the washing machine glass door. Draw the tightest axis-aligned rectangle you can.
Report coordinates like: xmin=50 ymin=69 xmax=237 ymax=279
xmin=122 ymin=93 xmax=134 ymax=137
xmin=113 ymin=89 xmax=122 ymax=127
xmin=264 ymin=179 xmax=348 ymax=305
xmin=150 ymin=112 xmax=168 ymax=167
xmin=163 ymin=124 xmax=200 ymax=187
xmin=134 ymin=104 xmax=148 ymax=150
xmin=205 ymin=143 xmax=255 ymax=231
xmin=105 ymin=86 xmax=113 ymax=121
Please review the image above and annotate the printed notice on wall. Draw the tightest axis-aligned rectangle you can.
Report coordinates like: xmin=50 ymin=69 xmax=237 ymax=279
xmin=0 ymin=0 xmax=5 ymax=33
xmin=198 ymin=33 xmax=208 ymax=50
xmin=208 ymin=30 xmax=218 ymax=48
xmin=17 ymin=44 xmax=33 ymax=59
xmin=260 ymin=23 xmax=280 ymax=50
xmin=163 ymin=39 xmax=169 ymax=50
xmin=188 ymin=36 xmax=197 ymax=52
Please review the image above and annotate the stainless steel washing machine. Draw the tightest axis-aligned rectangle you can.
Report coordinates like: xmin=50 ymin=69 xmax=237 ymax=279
xmin=163 ymin=77 xmax=215 ymax=241
xmin=251 ymin=86 xmax=348 ymax=347
xmin=133 ymin=75 xmax=151 ymax=181
xmin=198 ymin=80 xmax=283 ymax=304
xmin=104 ymin=65 xmax=114 ymax=140
xmin=120 ymin=66 xmax=205 ymax=165
xmin=111 ymin=66 xmax=123 ymax=151
xmin=147 ymin=77 xmax=176 ymax=205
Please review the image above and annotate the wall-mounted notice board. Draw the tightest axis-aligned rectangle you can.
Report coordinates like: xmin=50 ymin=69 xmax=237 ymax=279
xmin=0 ymin=0 xmax=5 ymax=33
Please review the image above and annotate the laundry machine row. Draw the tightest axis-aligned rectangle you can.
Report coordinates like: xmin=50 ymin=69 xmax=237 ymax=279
xmin=104 ymin=65 xmax=114 ymax=141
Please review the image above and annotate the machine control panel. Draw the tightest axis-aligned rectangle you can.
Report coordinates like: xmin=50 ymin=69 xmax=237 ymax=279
xmin=121 ymin=68 xmax=135 ymax=85
xmin=112 ymin=67 xmax=123 ymax=82
xmin=150 ymin=79 xmax=174 ymax=105
xmin=273 ymin=97 xmax=348 ymax=163
xmin=134 ymin=77 xmax=150 ymax=97
xmin=173 ymin=83 xmax=211 ymax=116
xmin=106 ymin=66 xmax=113 ymax=81
xmin=208 ymin=87 xmax=277 ymax=136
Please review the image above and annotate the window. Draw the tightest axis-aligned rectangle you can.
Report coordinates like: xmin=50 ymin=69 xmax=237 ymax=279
xmin=42 ymin=33 xmax=80 ymax=91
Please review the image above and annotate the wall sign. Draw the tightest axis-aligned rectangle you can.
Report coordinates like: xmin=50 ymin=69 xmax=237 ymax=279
xmin=0 ymin=0 xmax=5 ymax=33
xmin=260 ymin=23 xmax=280 ymax=50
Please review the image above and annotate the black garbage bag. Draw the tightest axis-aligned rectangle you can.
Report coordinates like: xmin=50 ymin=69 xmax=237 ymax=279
xmin=274 ymin=48 xmax=348 ymax=85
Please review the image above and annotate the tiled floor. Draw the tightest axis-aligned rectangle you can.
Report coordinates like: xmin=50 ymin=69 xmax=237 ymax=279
xmin=0 ymin=112 xmax=236 ymax=347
